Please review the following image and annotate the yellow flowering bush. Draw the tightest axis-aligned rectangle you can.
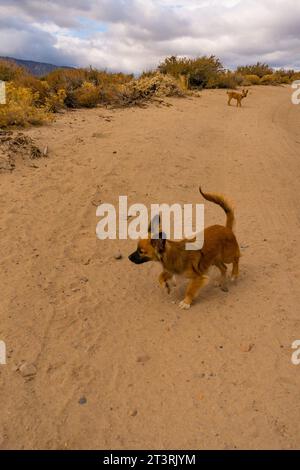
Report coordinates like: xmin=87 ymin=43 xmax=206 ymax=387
xmin=0 ymin=83 xmax=51 ymax=128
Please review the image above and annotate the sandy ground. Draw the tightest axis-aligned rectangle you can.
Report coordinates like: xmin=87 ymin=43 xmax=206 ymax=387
xmin=0 ymin=85 xmax=300 ymax=450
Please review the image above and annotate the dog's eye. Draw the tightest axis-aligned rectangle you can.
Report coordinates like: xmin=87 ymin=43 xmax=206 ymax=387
xmin=138 ymin=249 xmax=146 ymax=255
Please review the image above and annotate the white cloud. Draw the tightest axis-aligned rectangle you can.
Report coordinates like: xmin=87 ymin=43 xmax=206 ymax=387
xmin=0 ymin=0 xmax=299 ymax=72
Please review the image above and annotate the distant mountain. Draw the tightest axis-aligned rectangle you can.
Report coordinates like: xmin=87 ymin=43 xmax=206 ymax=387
xmin=0 ymin=56 xmax=74 ymax=77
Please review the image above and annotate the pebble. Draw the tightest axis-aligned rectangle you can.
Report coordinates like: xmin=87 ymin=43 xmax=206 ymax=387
xmin=19 ymin=362 xmax=37 ymax=378
xmin=114 ymin=253 xmax=122 ymax=260
xmin=78 ymin=396 xmax=87 ymax=405
xmin=137 ymin=355 xmax=150 ymax=364
xmin=240 ymin=342 xmax=254 ymax=353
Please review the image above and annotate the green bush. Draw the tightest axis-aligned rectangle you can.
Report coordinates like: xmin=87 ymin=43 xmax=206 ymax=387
xmin=260 ymin=74 xmax=279 ymax=85
xmin=207 ymin=71 xmax=238 ymax=89
xmin=236 ymin=62 xmax=273 ymax=78
xmin=243 ymin=74 xmax=260 ymax=85
xmin=274 ymin=69 xmax=295 ymax=83
xmin=158 ymin=55 xmax=224 ymax=88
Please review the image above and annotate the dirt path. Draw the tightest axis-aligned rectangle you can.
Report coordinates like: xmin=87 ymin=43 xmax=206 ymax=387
xmin=0 ymin=85 xmax=300 ymax=449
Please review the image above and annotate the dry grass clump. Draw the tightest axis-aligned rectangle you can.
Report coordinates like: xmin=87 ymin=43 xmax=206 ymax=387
xmin=0 ymin=130 xmax=44 ymax=171
xmin=122 ymin=73 xmax=185 ymax=105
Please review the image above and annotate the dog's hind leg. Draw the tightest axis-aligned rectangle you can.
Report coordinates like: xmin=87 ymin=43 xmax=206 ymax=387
xmin=215 ymin=261 xmax=228 ymax=292
xmin=179 ymin=275 xmax=208 ymax=309
xmin=231 ymin=257 xmax=240 ymax=281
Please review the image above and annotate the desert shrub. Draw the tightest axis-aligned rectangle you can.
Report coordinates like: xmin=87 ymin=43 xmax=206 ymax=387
xmin=275 ymin=75 xmax=290 ymax=84
xmin=44 ymin=68 xmax=86 ymax=107
xmin=72 ymin=81 xmax=101 ymax=107
xmin=207 ymin=71 xmax=239 ymax=89
xmin=233 ymin=73 xmax=244 ymax=86
xmin=243 ymin=74 xmax=260 ymax=85
xmin=0 ymin=59 xmax=25 ymax=81
xmin=291 ymin=72 xmax=300 ymax=82
xmin=44 ymin=89 xmax=66 ymax=112
xmin=140 ymin=70 xmax=157 ymax=79
xmin=236 ymin=62 xmax=273 ymax=78
xmin=158 ymin=55 xmax=224 ymax=88
xmin=238 ymin=68 xmax=295 ymax=86
xmin=158 ymin=56 xmax=192 ymax=78
xmin=120 ymin=73 xmax=184 ymax=106
xmin=273 ymin=69 xmax=295 ymax=83
xmin=43 ymin=67 xmax=133 ymax=107
xmin=260 ymin=74 xmax=280 ymax=85
xmin=85 ymin=68 xmax=133 ymax=87
xmin=85 ymin=67 xmax=104 ymax=86
xmin=0 ymin=83 xmax=50 ymax=127
xmin=44 ymin=68 xmax=85 ymax=93
xmin=13 ymin=74 xmax=50 ymax=105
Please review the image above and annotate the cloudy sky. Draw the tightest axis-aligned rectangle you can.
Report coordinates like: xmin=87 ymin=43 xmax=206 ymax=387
xmin=0 ymin=0 xmax=299 ymax=73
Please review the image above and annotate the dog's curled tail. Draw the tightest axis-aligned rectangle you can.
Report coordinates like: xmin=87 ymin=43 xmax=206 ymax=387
xmin=199 ymin=187 xmax=235 ymax=230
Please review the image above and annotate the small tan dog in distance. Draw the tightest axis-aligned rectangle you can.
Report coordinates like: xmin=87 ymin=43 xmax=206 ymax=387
xmin=227 ymin=88 xmax=249 ymax=107
xmin=128 ymin=187 xmax=240 ymax=309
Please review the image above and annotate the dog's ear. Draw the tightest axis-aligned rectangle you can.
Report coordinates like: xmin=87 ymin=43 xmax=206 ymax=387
xmin=148 ymin=214 xmax=161 ymax=235
xmin=151 ymin=231 xmax=166 ymax=253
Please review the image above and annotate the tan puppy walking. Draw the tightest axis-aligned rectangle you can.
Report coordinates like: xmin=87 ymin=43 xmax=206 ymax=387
xmin=129 ymin=187 xmax=240 ymax=309
xmin=227 ymin=88 xmax=249 ymax=107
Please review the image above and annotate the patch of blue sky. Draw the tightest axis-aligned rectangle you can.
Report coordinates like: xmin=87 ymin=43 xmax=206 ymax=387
xmin=71 ymin=16 xmax=108 ymax=38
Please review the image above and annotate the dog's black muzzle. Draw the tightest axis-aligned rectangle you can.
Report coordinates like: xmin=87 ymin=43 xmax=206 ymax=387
xmin=128 ymin=251 xmax=151 ymax=264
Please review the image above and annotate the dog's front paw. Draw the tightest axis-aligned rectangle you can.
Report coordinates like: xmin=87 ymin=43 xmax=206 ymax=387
xmin=179 ymin=300 xmax=191 ymax=310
